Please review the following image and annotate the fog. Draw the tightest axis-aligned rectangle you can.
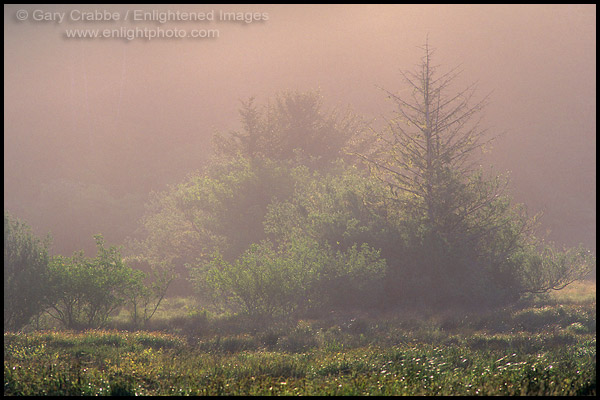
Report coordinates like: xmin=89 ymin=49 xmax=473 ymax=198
xmin=4 ymin=4 xmax=595 ymax=257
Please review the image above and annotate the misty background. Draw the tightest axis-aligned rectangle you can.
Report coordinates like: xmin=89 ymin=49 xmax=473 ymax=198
xmin=3 ymin=4 xmax=595 ymax=259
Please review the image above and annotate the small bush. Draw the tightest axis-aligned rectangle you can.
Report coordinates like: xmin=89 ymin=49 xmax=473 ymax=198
xmin=47 ymin=235 xmax=145 ymax=330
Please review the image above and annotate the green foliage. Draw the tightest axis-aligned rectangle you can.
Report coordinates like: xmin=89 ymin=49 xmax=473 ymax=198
xmin=263 ymin=164 xmax=417 ymax=310
xmin=47 ymin=235 xmax=144 ymax=330
xmin=191 ymin=236 xmax=386 ymax=317
xmin=261 ymin=162 xmax=529 ymax=308
xmin=121 ymin=257 xmax=177 ymax=329
xmin=4 ymin=211 xmax=53 ymax=331
xmin=517 ymin=243 xmax=595 ymax=294
xmin=129 ymin=156 xmax=297 ymax=294
xmin=264 ymin=162 xmax=400 ymax=252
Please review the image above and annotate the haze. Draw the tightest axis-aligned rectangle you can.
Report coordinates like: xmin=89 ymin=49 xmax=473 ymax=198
xmin=3 ymin=4 xmax=595 ymax=257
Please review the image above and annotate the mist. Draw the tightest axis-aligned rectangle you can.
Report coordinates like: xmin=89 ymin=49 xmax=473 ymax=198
xmin=4 ymin=4 xmax=595 ymax=257
xmin=3 ymin=6 xmax=597 ymax=395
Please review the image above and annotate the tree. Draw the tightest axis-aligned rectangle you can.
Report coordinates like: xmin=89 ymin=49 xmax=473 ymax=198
xmin=358 ymin=41 xmax=500 ymax=240
xmin=355 ymin=42 xmax=593 ymax=307
xmin=130 ymin=91 xmax=367 ymax=295
xmin=128 ymin=156 xmax=297 ymax=295
xmin=122 ymin=257 xmax=176 ymax=329
xmin=47 ymin=235 xmax=143 ymax=330
xmin=212 ymin=90 xmax=368 ymax=168
xmin=188 ymin=162 xmax=394 ymax=317
xmin=4 ymin=211 xmax=53 ymax=331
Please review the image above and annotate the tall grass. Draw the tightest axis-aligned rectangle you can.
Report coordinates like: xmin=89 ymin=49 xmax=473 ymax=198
xmin=4 ymin=331 xmax=595 ymax=395
xmin=4 ymin=282 xmax=596 ymax=396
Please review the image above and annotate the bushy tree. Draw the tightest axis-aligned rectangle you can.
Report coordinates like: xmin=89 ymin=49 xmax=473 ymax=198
xmin=130 ymin=91 xmax=367 ymax=295
xmin=355 ymin=42 xmax=594 ymax=307
xmin=263 ymin=162 xmax=410 ymax=298
xmin=188 ymin=163 xmax=392 ymax=317
xmin=4 ymin=211 xmax=53 ymax=331
xmin=128 ymin=157 xmax=297 ymax=294
xmin=47 ymin=235 xmax=143 ymax=330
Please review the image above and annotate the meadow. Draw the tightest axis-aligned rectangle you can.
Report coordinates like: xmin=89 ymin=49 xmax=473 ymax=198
xmin=4 ymin=280 xmax=596 ymax=396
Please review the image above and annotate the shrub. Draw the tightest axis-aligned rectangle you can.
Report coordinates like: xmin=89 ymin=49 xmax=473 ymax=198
xmin=4 ymin=211 xmax=53 ymax=331
xmin=46 ymin=235 xmax=144 ymax=330
xmin=191 ymin=237 xmax=386 ymax=318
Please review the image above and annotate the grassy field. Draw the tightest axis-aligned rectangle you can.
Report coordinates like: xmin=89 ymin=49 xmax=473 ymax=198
xmin=4 ymin=280 xmax=596 ymax=396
